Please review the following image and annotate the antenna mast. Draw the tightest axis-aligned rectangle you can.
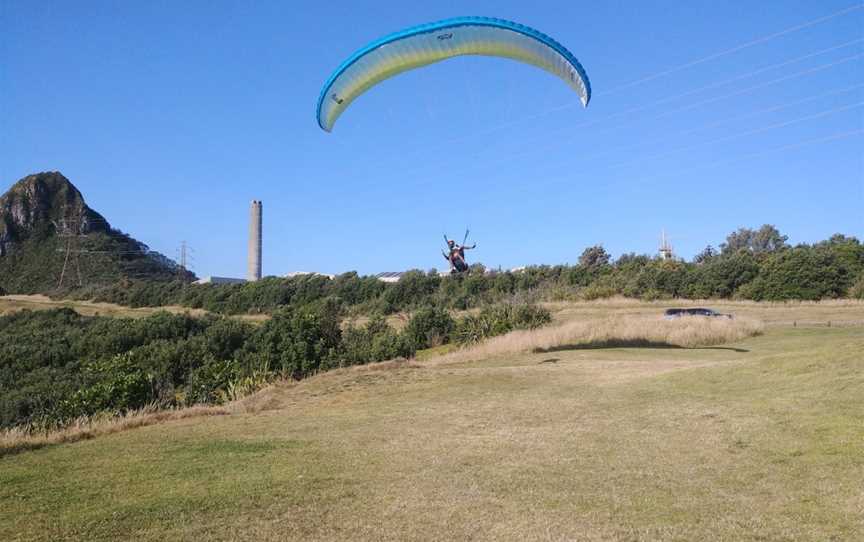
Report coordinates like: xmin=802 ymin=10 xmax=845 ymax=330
xmin=659 ymin=229 xmax=674 ymax=261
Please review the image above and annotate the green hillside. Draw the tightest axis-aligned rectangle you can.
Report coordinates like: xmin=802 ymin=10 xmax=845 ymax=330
xmin=0 ymin=172 xmax=192 ymax=294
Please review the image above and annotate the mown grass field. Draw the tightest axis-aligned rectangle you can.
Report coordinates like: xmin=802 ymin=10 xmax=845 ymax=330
xmin=0 ymin=294 xmax=208 ymax=319
xmin=1 ymin=301 xmax=862 ymax=541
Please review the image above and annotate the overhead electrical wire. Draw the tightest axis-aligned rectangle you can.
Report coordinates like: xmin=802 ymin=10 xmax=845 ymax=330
xmin=634 ymin=129 xmax=864 ymax=184
xmin=597 ymin=3 xmax=864 ymax=97
xmin=350 ymin=3 xmax=864 ymax=169
xmin=397 ymin=52 xmax=863 ymax=186
xmin=366 ymin=39 xmax=863 ymax=185
xmin=493 ymin=82 xmax=864 ymax=169
xmin=404 ymin=4 xmax=864 ymax=153
xmin=610 ymin=101 xmax=864 ymax=168
xmin=487 ymin=47 xmax=864 ymax=161
xmin=495 ymin=52 xmax=864 ymax=167
xmin=498 ymin=128 xmax=864 ymax=199
xmin=676 ymin=82 xmax=864 ymax=136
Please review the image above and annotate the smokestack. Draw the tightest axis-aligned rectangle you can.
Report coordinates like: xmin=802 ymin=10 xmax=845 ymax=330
xmin=247 ymin=200 xmax=262 ymax=281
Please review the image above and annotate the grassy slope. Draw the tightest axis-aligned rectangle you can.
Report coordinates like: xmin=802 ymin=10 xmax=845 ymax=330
xmin=1 ymin=307 xmax=863 ymax=541
xmin=0 ymin=294 xmax=204 ymax=318
xmin=0 ymin=295 xmax=269 ymax=323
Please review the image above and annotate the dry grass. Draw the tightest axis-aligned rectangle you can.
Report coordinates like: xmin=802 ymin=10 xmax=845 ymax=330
xmin=0 ymin=313 xmax=762 ymax=456
xmin=429 ymin=315 xmax=764 ymax=366
xmin=0 ymin=294 xmax=208 ymax=318
xmin=0 ymin=404 xmax=228 ymax=457
xmin=544 ymin=295 xmax=864 ymax=308
xmin=0 ymin=294 xmax=274 ymax=323
xmin=1 ymin=314 xmax=862 ymax=540
xmin=545 ymin=297 xmax=864 ymax=328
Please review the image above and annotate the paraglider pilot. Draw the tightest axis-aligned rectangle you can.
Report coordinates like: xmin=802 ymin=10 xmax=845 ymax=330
xmin=443 ymin=237 xmax=476 ymax=274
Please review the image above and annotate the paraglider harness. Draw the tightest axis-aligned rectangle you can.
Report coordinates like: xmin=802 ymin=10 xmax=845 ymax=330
xmin=443 ymin=230 xmax=476 ymax=274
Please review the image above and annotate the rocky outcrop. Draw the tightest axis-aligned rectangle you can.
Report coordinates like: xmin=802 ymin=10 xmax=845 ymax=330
xmin=0 ymin=171 xmax=194 ymax=293
xmin=0 ymin=171 xmax=110 ymax=256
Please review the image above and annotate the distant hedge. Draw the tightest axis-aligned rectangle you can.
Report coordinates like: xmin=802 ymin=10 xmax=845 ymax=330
xmin=5 ymin=227 xmax=860 ymax=314
xmin=60 ymin=231 xmax=863 ymax=315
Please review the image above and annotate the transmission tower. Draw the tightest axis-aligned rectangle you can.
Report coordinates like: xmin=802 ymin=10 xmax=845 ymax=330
xmin=176 ymin=240 xmax=195 ymax=280
xmin=659 ymin=229 xmax=674 ymax=261
xmin=57 ymin=211 xmax=85 ymax=289
xmin=180 ymin=240 xmax=188 ymax=271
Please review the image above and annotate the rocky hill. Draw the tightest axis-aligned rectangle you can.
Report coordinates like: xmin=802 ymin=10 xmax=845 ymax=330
xmin=0 ymin=172 xmax=193 ymax=294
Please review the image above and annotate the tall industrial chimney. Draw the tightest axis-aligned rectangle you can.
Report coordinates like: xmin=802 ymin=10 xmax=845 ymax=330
xmin=247 ymin=200 xmax=262 ymax=281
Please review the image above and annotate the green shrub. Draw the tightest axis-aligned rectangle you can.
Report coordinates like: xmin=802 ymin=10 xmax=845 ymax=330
xmin=404 ymin=307 xmax=454 ymax=349
xmin=639 ymin=289 xmax=666 ymax=301
xmin=742 ymin=246 xmax=850 ymax=301
xmin=184 ymin=357 xmax=238 ymax=405
xmin=511 ymin=303 xmax=553 ymax=329
xmin=848 ymin=274 xmax=864 ymax=299
xmin=68 ymin=353 xmax=152 ymax=417
xmin=339 ymin=316 xmax=414 ymax=365
xmin=454 ymin=303 xmax=551 ymax=344
xmin=579 ymin=283 xmax=617 ymax=300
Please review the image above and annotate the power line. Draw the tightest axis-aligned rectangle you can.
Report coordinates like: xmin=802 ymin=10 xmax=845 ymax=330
xmin=406 ymin=69 xmax=864 ymax=190
xmin=53 ymin=249 xmax=158 ymax=254
xmin=378 ymin=44 xmax=864 ymax=186
xmin=57 ymin=210 xmax=86 ymax=289
xmin=637 ymin=128 xmax=864 ymax=184
xmin=587 ymin=38 xmax=864 ymax=126
xmin=677 ymin=82 xmax=864 ymax=136
xmin=478 ymin=37 xmax=864 ymax=134
xmin=361 ymin=4 xmax=864 ymax=163
xmin=521 ymin=51 xmax=864 ymax=155
xmin=481 ymin=53 xmax=864 ymax=172
xmin=490 ymin=82 xmax=864 ymax=172
xmin=647 ymin=52 xmax=864 ymax=121
xmin=611 ymin=101 xmax=864 ymax=168
xmin=598 ymin=3 xmax=864 ymax=96
xmin=562 ymin=83 xmax=864 ymax=162
xmin=500 ymin=128 xmax=863 ymax=199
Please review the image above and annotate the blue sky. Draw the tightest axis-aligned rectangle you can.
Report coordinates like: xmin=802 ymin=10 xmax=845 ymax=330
xmin=2 ymin=0 xmax=862 ymax=277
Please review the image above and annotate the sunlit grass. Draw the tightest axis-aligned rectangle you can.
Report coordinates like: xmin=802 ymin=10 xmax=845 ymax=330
xmin=427 ymin=314 xmax=764 ymax=366
xmin=1 ymin=301 xmax=862 ymax=541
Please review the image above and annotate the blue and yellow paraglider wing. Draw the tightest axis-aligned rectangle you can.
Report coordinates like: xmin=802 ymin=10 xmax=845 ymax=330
xmin=316 ymin=16 xmax=591 ymax=132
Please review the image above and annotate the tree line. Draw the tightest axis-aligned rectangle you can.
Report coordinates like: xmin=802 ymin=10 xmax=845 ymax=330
xmin=73 ymin=226 xmax=864 ymax=314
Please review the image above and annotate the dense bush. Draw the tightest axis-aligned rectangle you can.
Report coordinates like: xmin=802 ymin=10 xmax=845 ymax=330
xmin=682 ymin=251 xmax=761 ymax=299
xmin=741 ymin=246 xmax=853 ymax=301
xmin=403 ymin=306 xmax=454 ymax=349
xmin=237 ymin=307 xmax=342 ymax=379
xmin=0 ymin=296 xmax=557 ymax=431
xmin=338 ymin=316 xmax=415 ymax=365
xmin=455 ymin=303 xmax=552 ymax=344
xmin=0 ymin=306 xmax=346 ymax=430
xmin=849 ymin=274 xmax=864 ymax=300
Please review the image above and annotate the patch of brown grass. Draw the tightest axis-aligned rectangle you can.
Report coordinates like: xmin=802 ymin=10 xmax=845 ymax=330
xmin=0 ymin=404 xmax=228 ymax=457
xmin=0 ymin=307 xmax=768 ymax=457
xmin=544 ymin=296 xmax=864 ymax=309
xmin=429 ymin=315 xmax=764 ymax=365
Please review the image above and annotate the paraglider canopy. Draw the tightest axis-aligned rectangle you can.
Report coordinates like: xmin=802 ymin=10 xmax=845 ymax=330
xmin=317 ymin=16 xmax=591 ymax=132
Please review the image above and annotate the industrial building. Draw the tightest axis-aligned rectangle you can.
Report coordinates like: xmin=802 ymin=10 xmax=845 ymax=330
xmin=193 ymin=276 xmax=247 ymax=285
xmin=374 ymin=271 xmax=405 ymax=283
xmin=286 ymin=271 xmax=335 ymax=279
xmin=194 ymin=200 xmax=263 ymax=284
